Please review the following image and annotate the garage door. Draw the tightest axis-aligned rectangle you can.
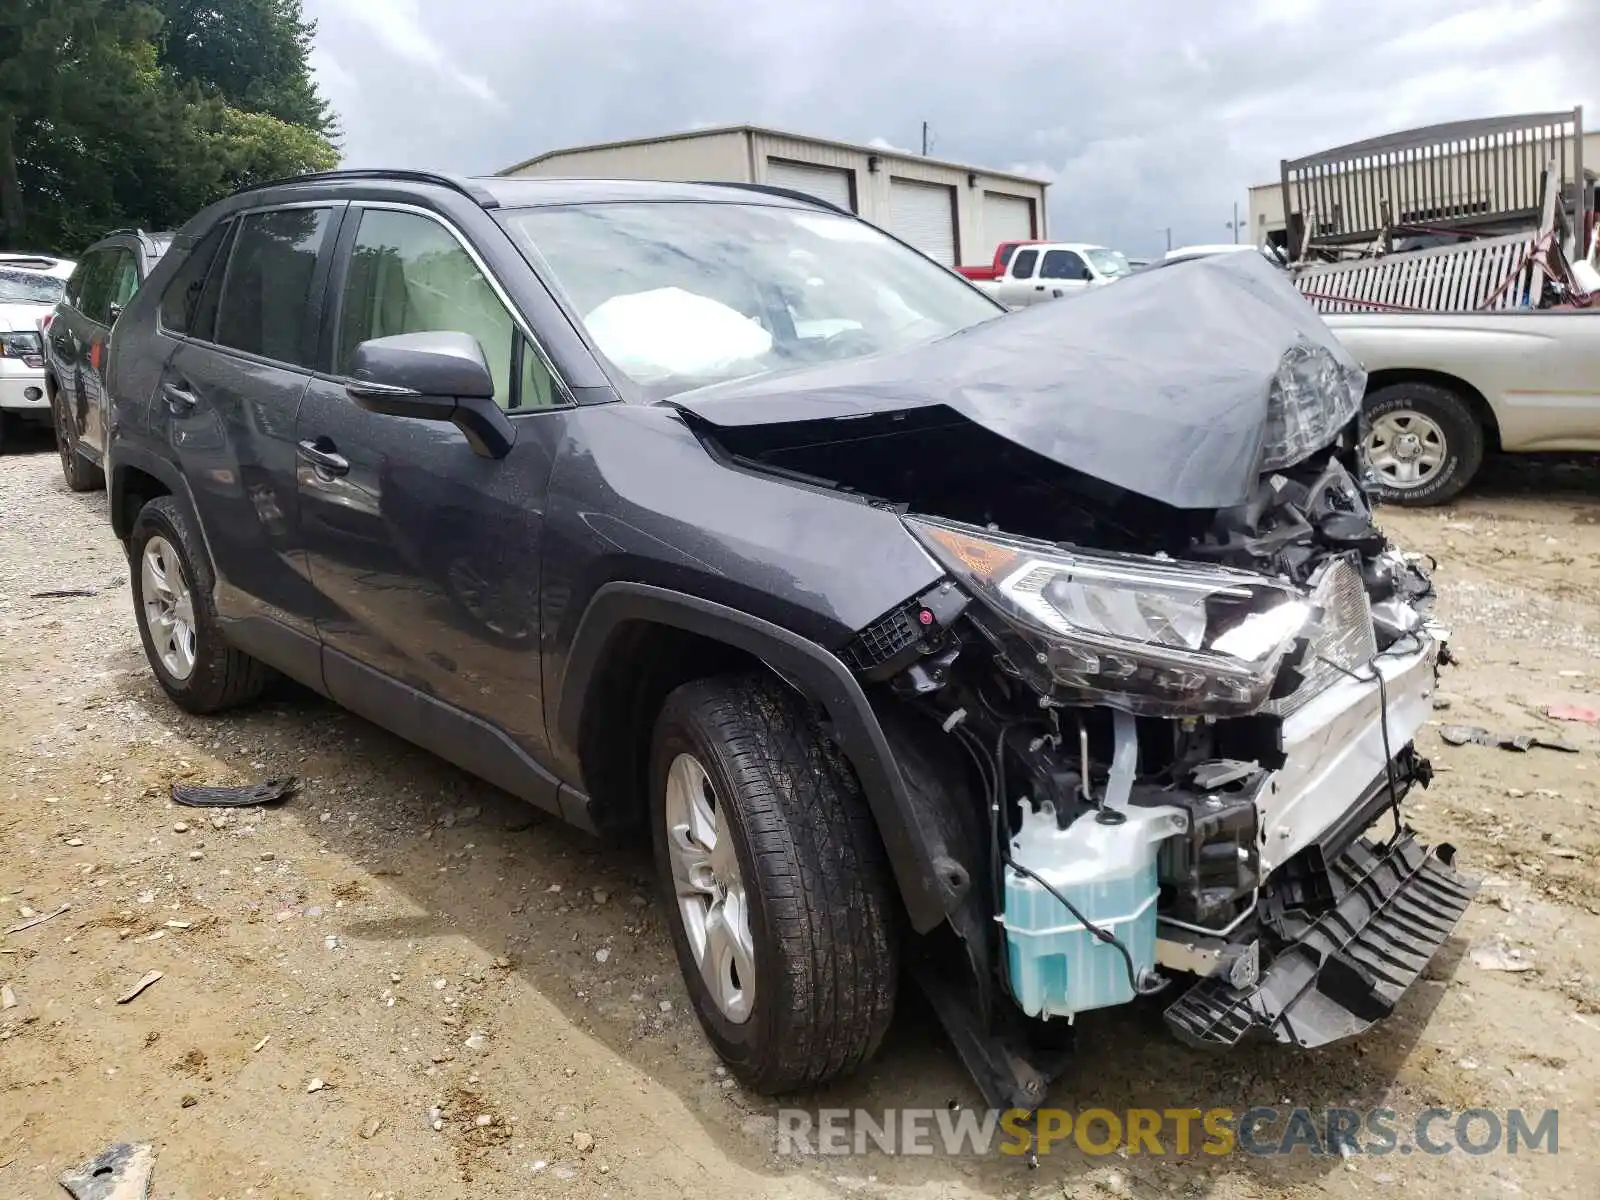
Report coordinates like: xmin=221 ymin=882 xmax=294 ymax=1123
xmin=983 ymin=192 xmax=1035 ymax=248
xmin=765 ymin=159 xmax=855 ymax=212
xmin=889 ymin=178 xmax=957 ymax=265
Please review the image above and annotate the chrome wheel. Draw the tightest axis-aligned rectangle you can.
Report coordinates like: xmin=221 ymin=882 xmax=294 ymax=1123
xmin=1366 ymin=410 xmax=1446 ymax=490
xmin=141 ymin=535 xmax=197 ymax=681
xmin=663 ymin=752 xmax=755 ymax=1023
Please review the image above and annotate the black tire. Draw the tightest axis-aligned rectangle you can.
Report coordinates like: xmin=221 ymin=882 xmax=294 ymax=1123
xmin=650 ymin=673 xmax=899 ymax=1094
xmin=49 ymin=384 xmax=105 ymax=492
xmin=1364 ymin=382 xmax=1484 ymax=506
xmin=129 ymin=496 xmax=270 ymax=713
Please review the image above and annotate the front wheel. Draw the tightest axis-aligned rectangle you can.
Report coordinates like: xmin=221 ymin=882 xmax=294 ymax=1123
xmin=650 ymin=673 xmax=899 ymax=1093
xmin=1363 ymin=382 xmax=1484 ymax=506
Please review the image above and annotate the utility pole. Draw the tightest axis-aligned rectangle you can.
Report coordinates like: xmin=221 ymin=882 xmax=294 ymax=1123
xmin=1225 ymin=202 xmax=1245 ymax=243
xmin=1160 ymin=227 xmax=1172 ymax=252
xmin=921 ymin=121 xmax=930 ymax=155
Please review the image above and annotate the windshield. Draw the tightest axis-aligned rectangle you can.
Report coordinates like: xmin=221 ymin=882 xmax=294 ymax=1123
xmin=501 ymin=202 xmax=1001 ymax=397
xmin=0 ymin=268 xmax=65 ymax=306
xmin=1084 ymin=248 xmax=1131 ymax=279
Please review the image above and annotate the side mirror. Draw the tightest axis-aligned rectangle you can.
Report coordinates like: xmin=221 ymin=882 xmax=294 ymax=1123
xmin=1078 ymin=266 xmax=1095 ymax=282
xmin=346 ymin=331 xmax=515 ymax=459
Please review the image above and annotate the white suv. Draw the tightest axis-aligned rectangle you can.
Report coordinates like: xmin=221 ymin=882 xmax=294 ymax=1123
xmin=0 ymin=253 xmax=75 ymax=449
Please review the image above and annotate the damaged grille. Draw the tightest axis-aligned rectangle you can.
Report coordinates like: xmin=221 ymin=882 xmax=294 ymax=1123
xmin=1262 ymin=559 xmax=1378 ymax=718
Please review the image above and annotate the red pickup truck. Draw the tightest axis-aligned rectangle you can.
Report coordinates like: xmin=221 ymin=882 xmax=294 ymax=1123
xmin=956 ymin=241 xmax=1044 ymax=282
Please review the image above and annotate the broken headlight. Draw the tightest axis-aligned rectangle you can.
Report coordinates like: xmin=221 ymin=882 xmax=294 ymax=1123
xmin=1262 ymin=337 xmax=1366 ymax=471
xmin=907 ymin=516 xmax=1310 ymax=717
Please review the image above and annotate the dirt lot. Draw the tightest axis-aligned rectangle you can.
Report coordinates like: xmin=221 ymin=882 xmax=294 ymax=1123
xmin=2 ymin=433 xmax=1598 ymax=1199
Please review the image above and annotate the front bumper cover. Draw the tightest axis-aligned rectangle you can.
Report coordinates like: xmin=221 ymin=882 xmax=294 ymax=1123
xmin=1163 ymin=831 xmax=1477 ymax=1049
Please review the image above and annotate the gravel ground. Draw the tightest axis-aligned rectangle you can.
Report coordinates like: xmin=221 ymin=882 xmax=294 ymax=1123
xmin=1 ymin=429 xmax=1598 ymax=1199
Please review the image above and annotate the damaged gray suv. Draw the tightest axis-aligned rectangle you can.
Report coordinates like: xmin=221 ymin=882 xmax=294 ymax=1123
xmin=103 ymin=170 xmax=1475 ymax=1113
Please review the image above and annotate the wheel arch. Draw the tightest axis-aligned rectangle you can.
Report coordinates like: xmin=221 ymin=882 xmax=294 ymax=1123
xmin=557 ymin=582 xmax=970 ymax=933
xmin=109 ymin=449 xmax=185 ymax=542
xmin=1365 ymin=368 xmax=1501 ymax=452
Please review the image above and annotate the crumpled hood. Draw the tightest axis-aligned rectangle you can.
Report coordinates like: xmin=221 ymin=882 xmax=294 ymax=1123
xmin=670 ymin=252 xmax=1362 ymax=510
xmin=0 ymin=302 xmax=51 ymax=334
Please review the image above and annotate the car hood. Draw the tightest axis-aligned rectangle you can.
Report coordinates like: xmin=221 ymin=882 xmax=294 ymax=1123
xmin=0 ymin=302 xmax=52 ymax=333
xmin=669 ymin=253 xmax=1360 ymax=510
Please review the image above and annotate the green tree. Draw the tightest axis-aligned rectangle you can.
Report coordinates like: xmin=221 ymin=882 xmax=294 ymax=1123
xmin=0 ymin=0 xmax=337 ymax=254
xmin=152 ymin=0 xmax=335 ymax=136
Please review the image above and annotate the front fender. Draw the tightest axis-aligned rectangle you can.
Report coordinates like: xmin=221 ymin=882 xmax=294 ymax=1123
xmin=557 ymin=582 xmax=969 ymax=933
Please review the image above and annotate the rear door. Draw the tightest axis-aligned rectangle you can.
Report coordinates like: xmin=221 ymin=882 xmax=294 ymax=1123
xmin=154 ymin=202 xmax=344 ymax=659
xmin=294 ymin=202 xmax=565 ymax=770
xmin=54 ymin=250 xmax=113 ymax=441
xmin=998 ymin=247 xmax=1041 ymax=308
xmin=79 ymin=246 xmax=141 ymax=454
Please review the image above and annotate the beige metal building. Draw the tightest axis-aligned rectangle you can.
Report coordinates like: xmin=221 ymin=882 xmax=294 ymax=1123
xmin=498 ymin=126 xmax=1049 ymax=268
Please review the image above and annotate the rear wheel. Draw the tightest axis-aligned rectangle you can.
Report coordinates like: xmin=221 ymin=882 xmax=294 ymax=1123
xmin=1363 ymin=382 xmax=1483 ymax=506
xmin=50 ymin=385 xmax=105 ymax=492
xmin=650 ymin=673 xmax=899 ymax=1093
xmin=130 ymin=496 xmax=270 ymax=713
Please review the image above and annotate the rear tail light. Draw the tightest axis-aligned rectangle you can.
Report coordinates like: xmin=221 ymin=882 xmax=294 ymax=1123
xmin=39 ymin=313 xmax=52 ymax=334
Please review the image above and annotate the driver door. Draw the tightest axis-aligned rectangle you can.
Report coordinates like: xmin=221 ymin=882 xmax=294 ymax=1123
xmin=294 ymin=203 xmax=565 ymax=777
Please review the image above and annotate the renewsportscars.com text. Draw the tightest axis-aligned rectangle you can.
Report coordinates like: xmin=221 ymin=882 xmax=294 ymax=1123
xmin=775 ymin=1106 xmax=1560 ymax=1158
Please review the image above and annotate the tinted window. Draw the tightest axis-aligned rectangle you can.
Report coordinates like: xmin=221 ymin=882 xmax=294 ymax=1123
xmin=1010 ymin=249 xmax=1039 ymax=278
xmin=337 ymin=208 xmax=552 ymax=409
xmin=214 ymin=207 xmax=333 ymax=366
xmin=106 ymin=250 xmax=139 ymax=317
xmin=160 ymin=222 xmax=232 ymax=335
xmin=74 ymin=251 xmax=116 ymax=322
xmin=1039 ymin=250 xmax=1087 ymax=280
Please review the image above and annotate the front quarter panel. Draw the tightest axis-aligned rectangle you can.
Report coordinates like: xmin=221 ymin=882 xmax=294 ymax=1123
xmin=541 ymin=402 xmax=944 ymax=760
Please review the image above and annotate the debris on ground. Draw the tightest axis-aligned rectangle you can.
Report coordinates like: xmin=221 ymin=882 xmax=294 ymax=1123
xmin=1471 ymin=943 xmax=1538 ymax=972
xmin=307 ymin=1077 xmax=327 ymax=1093
xmin=1 ymin=984 xmax=15 ymax=1008
xmin=170 ymin=776 xmax=299 ymax=808
xmin=1546 ymin=703 xmax=1600 ymax=723
xmin=58 ymin=1142 xmax=156 ymax=1200
xmin=115 ymin=971 xmax=163 ymax=1004
xmin=6 ymin=902 xmax=69 ymax=933
xmin=360 ymin=1116 xmax=384 ymax=1140
xmin=30 ymin=588 xmax=102 ymax=600
xmin=1439 ymin=725 xmax=1580 ymax=753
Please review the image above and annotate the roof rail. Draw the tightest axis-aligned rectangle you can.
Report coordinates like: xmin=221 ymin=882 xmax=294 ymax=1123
xmin=238 ymin=169 xmax=501 ymax=209
xmin=688 ymin=180 xmax=851 ymax=217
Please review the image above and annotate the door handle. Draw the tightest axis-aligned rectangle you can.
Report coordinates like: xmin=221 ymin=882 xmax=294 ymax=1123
xmin=1034 ymin=284 xmax=1045 ymax=290
xmin=162 ymin=382 xmax=197 ymax=413
xmin=297 ymin=438 xmax=350 ymax=477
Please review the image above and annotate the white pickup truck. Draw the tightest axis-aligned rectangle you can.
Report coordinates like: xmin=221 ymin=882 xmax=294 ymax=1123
xmin=973 ymin=242 xmax=1131 ymax=308
xmin=1327 ymin=309 xmax=1600 ymax=504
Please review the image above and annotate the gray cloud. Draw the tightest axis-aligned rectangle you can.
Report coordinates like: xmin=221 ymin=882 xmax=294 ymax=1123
xmin=305 ymin=0 xmax=1596 ymax=257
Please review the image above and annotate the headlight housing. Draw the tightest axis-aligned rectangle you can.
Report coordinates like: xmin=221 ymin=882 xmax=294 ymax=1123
xmin=1263 ymin=337 xmax=1366 ymax=471
xmin=0 ymin=330 xmax=42 ymax=359
xmin=907 ymin=516 xmax=1311 ymax=717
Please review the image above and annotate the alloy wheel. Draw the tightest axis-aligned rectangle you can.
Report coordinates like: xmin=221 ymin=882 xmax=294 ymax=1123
xmin=663 ymin=752 xmax=755 ymax=1023
xmin=141 ymin=535 xmax=197 ymax=681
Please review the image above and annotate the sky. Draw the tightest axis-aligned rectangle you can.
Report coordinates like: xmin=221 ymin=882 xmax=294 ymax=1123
xmin=304 ymin=0 xmax=1597 ymax=258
